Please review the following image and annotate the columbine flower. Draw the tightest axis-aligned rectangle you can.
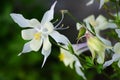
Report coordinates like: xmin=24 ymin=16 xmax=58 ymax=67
xmin=83 ymin=15 xmax=108 ymax=34
xmin=83 ymin=15 xmax=116 ymax=46
xmin=10 ymin=1 xmax=69 ymax=67
xmin=103 ymin=42 xmax=120 ymax=68
xmin=86 ymin=33 xmax=107 ymax=64
xmin=86 ymin=0 xmax=109 ymax=9
xmin=59 ymin=45 xmax=86 ymax=80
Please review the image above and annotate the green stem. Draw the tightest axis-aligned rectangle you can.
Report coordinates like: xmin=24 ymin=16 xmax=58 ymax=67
xmin=67 ymin=11 xmax=82 ymax=24
xmin=51 ymin=40 xmax=69 ymax=51
xmin=103 ymin=4 xmax=116 ymax=19
xmin=115 ymin=0 xmax=119 ymax=19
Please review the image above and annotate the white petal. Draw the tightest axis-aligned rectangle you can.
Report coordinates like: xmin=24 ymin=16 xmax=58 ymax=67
xmin=10 ymin=13 xmax=30 ymax=27
xmin=76 ymin=23 xmax=82 ymax=30
xmin=60 ymin=48 xmax=75 ymax=68
xmin=83 ymin=15 xmax=95 ymax=31
xmin=86 ymin=0 xmax=94 ymax=6
xmin=41 ymin=36 xmax=52 ymax=67
xmin=18 ymin=42 xmax=32 ymax=56
xmin=96 ymin=15 xmax=106 ymax=22
xmin=106 ymin=23 xmax=117 ymax=29
xmin=29 ymin=19 xmax=41 ymax=27
xmin=115 ymin=29 xmax=120 ymax=38
xmin=112 ymin=54 xmax=120 ymax=61
xmin=76 ymin=47 xmax=89 ymax=55
xmin=42 ymin=22 xmax=54 ymax=34
xmin=104 ymin=53 xmax=120 ymax=68
xmin=41 ymin=48 xmax=51 ymax=67
xmin=75 ymin=61 xmax=86 ymax=80
xmin=99 ymin=0 xmax=105 ymax=9
xmin=113 ymin=42 xmax=120 ymax=54
xmin=97 ymin=52 xmax=105 ymax=64
xmin=83 ymin=15 xmax=95 ymax=23
xmin=72 ymin=43 xmax=87 ymax=51
xmin=103 ymin=60 xmax=113 ymax=68
xmin=42 ymin=36 xmax=51 ymax=50
xmin=118 ymin=60 xmax=120 ymax=68
xmin=50 ymin=31 xmax=70 ymax=45
xmin=96 ymin=15 xmax=107 ymax=27
xmin=41 ymin=1 xmax=57 ymax=25
xmin=21 ymin=29 xmax=36 ymax=40
xmin=97 ymin=35 xmax=112 ymax=46
xmin=30 ymin=38 xmax=42 ymax=51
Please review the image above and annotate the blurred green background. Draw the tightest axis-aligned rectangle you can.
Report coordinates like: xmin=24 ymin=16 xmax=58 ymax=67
xmin=0 ymin=0 xmax=112 ymax=80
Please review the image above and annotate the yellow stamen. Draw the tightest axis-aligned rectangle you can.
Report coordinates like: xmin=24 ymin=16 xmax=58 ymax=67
xmin=34 ymin=32 xmax=41 ymax=40
xmin=59 ymin=53 xmax=65 ymax=61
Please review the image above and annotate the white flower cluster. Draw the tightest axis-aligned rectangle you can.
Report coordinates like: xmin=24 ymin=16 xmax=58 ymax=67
xmin=10 ymin=0 xmax=120 ymax=80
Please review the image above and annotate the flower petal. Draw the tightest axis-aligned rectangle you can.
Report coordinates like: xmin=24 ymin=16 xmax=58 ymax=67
xmin=115 ymin=29 xmax=120 ymax=38
xmin=21 ymin=29 xmax=36 ymax=40
xmin=76 ymin=47 xmax=89 ymax=55
xmin=106 ymin=23 xmax=117 ymax=29
xmin=97 ymin=52 xmax=105 ymax=64
xmin=96 ymin=15 xmax=107 ymax=27
xmin=112 ymin=54 xmax=120 ymax=61
xmin=42 ymin=36 xmax=51 ymax=51
xmin=103 ymin=53 xmax=120 ymax=68
xmin=18 ymin=42 xmax=32 ymax=56
xmin=103 ymin=60 xmax=113 ymax=68
xmin=41 ymin=1 xmax=57 ymax=25
xmin=75 ymin=61 xmax=86 ymax=80
xmin=30 ymin=38 xmax=42 ymax=51
xmin=10 ymin=13 xmax=30 ymax=27
xmin=86 ymin=0 xmax=94 ymax=6
xmin=50 ymin=31 xmax=70 ymax=45
xmin=41 ymin=36 xmax=52 ymax=67
xmin=29 ymin=19 xmax=41 ymax=27
xmin=76 ymin=23 xmax=83 ymax=30
xmin=97 ymin=35 xmax=112 ymax=46
xmin=99 ymin=0 xmax=105 ymax=9
xmin=118 ymin=60 xmax=120 ymax=68
xmin=83 ymin=15 xmax=95 ymax=32
xmin=72 ymin=43 xmax=87 ymax=51
xmin=114 ymin=42 xmax=120 ymax=54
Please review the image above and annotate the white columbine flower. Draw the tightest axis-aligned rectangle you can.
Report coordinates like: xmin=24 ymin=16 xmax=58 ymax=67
xmin=86 ymin=0 xmax=109 ymax=9
xmin=59 ymin=46 xmax=86 ymax=80
xmin=83 ymin=15 xmax=108 ymax=34
xmin=103 ymin=42 xmax=120 ymax=68
xmin=87 ymin=35 xmax=107 ymax=64
xmin=10 ymin=1 xmax=69 ymax=67
xmin=83 ymin=15 xmax=116 ymax=46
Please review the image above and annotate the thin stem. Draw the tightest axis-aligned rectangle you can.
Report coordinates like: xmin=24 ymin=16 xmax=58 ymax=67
xmin=67 ymin=11 xmax=82 ymax=24
xmin=115 ymin=0 xmax=119 ymax=19
xmin=51 ymin=39 xmax=69 ymax=51
xmin=103 ymin=4 xmax=116 ymax=20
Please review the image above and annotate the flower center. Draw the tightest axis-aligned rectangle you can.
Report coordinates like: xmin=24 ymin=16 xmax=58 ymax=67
xmin=59 ymin=53 xmax=65 ymax=61
xmin=34 ymin=32 xmax=41 ymax=40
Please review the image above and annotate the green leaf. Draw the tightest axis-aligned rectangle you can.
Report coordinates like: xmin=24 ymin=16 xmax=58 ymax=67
xmin=84 ymin=57 xmax=94 ymax=69
xmin=67 ymin=43 xmax=74 ymax=54
xmin=89 ymin=23 xmax=96 ymax=35
xmin=110 ymin=0 xmax=116 ymax=2
xmin=96 ymin=64 xmax=103 ymax=74
xmin=77 ymin=27 xmax=86 ymax=40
